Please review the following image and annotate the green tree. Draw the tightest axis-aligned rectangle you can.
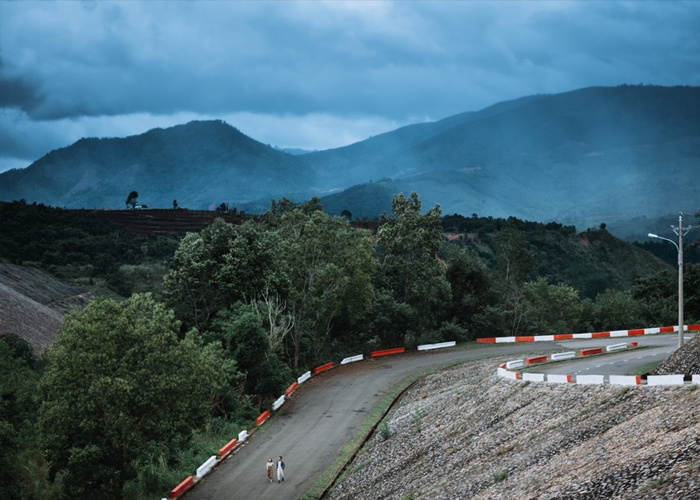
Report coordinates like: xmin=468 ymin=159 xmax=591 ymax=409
xmin=39 ymin=294 xmax=225 ymax=500
xmin=269 ymin=205 xmax=376 ymax=368
xmin=125 ymin=191 xmax=139 ymax=209
xmin=444 ymin=247 xmax=496 ymax=339
xmin=0 ymin=341 xmax=43 ymax=500
xmin=375 ymin=192 xmax=450 ymax=344
xmin=521 ymin=277 xmax=584 ymax=335
xmin=206 ymin=303 xmax=292 ymax=409
xmin=589 ymin=289 xmax=644 ymax=331
xmin=491 ymin=223 xmax=535 ymax=335
xmin=163 ymin=219 xmax=283 ymax=331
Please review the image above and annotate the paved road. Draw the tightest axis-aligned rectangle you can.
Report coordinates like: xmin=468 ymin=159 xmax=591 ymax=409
xmin=184 ymin=335 xmax=682 ymax=500
xmin=533 ymin=333 xmax=694 ymax=378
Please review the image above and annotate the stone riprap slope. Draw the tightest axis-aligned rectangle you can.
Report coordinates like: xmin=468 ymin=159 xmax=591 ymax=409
xmin=329 ymin=358 xmax=699 ymax=500
xmin=654 ymin=333 xmax=700 ymax=377
xmin=0 ymin=263 xmax=96 ymax=354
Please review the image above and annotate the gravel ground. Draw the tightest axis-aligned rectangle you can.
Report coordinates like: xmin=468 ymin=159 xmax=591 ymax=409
xmin=328 ymin=355 xmax=700 ymax=500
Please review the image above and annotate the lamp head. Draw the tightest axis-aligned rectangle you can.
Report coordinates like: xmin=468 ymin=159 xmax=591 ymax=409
xmin=648 ymin=233 xmax=659 ymax=239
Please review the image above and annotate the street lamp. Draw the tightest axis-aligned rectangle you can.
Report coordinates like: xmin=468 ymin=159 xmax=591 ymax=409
xmin=648 ymin=212 xmax=694 ymax=348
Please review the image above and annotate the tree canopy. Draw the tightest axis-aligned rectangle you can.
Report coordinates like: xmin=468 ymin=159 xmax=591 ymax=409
xmin=39 ymin=294 xmax=225 ymax=500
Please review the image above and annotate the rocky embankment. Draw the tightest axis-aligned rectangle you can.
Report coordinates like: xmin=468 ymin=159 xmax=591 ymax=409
xmin=0 ymin=263 xmax=97 ymax=354
xmin=328 ymin=347 xmax=700 ymax=499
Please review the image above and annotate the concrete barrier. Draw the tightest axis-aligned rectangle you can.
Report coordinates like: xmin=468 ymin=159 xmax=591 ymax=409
xmin=285 ymin=382 xmax=298 ymax=397
xmin=693 ymin=374 xmax=700 ymax=384
xmin=647 ymin=374 xmax=684 ymax=386
xmin=506 ymin=359 xmax=524 ymax=369
xmin=580 ymin=347 xmax=603 ymax=356
xmin=238 ymin=430 xmax=248 ymax=443
xmin=272 ymin=395 xmax=285 ymax=411
xmin=547 ymin=374 xmax=572 ymax=384
xmin=576 ymin=374 xmax=604 ymax=385
xmin=196 ymin=456 xmax=217 ymax=478
xmin=417 ymin=341 xmax=456 ymax=351
xmin=526 ymin=355 xmax=547 ymax=365
xmin=313 ymin=362 xmax=333 ymax=374
xmin=476 ymin=324 xmax=700 ymax=344
xmin=370 ymin=347 xmax=405 ymax=357
xmin=534 ymin=335 xmax=554 ymax=342
xmin=554 ymin=334 xmax=573 ymax=340
xmin=523 ymin=372 xmax=545 ymax=382
xmin=610 ymin=375 xmax=641 ymax=386
xmin=218 ymin=438 xmax=237 ymax=458
xmin=297 ymin=371 xmax=311 ymax=385
xmin=256 ymin=409 xmax=271 ymax=426
xmin=606 ymin=343 xmax=628 ymax=352
xmin=497 ymin=367 xmax=520 ymax=380
xmin=170 ymin=476 xmax=193 ymax=499
xmin=341 ymin=354 xmax=364 ymax=364
xmin=550 ymin=351 xmax=576 ymax=361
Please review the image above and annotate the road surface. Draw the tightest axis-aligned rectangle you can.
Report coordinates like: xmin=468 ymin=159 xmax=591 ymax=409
xmin=184 ymin=335 xmax=682 ymax=500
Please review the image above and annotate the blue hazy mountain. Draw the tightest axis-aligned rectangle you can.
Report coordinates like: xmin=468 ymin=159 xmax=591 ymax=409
xmin=1 ymin=85 xmax=698 ymax=228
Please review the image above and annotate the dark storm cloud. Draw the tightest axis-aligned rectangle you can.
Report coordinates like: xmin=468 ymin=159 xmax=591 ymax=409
xmin=1 ymin=1 xmax=699 ymax=172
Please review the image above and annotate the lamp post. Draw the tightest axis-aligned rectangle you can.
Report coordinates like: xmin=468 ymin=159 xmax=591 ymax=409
xmin=648 ymin=212 xmax=693 ymax=348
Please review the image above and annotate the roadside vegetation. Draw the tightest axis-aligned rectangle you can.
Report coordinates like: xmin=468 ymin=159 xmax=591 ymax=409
xmin=0 ymin=196 xmax=698 ymax=499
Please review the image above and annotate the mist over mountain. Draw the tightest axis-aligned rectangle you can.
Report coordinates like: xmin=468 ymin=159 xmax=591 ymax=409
xmin=1 ymin=85 xmax=698 ymax=229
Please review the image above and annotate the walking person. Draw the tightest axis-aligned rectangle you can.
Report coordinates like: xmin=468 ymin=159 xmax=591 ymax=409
xmin=276 ymin=455 xmax=285 ymax=483
xmin=266 ymin=458 xmax=274 ymax=483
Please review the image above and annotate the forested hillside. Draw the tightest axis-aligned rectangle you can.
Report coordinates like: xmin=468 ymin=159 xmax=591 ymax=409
xmin=1 ymin=196 xmax=698 ymax=499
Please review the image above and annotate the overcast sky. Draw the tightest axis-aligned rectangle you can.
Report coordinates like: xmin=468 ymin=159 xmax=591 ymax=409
xmin=1 ymin=0 xmax=699 ymax=173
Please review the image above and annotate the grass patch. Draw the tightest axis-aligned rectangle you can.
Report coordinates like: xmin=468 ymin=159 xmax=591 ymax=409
xmin=378 ymin=420 xmax=392 ymax=440
xmin=637 ymin=473 xmax=677 ymax=493
xmin=492 ymin=469 xmax=509 ymax=483
xmin=628 ymin=362 xmax=660 ymax=376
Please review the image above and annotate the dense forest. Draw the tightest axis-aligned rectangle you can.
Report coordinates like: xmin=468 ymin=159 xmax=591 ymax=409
xmin=1 ymin=197 xmax=699 ymax=499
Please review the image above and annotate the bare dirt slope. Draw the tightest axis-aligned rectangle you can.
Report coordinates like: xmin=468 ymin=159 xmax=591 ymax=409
xmin=0 ymin=263 xmax=96 ymax=355
xmin=329 ymin=357 xmax=700 ymax=500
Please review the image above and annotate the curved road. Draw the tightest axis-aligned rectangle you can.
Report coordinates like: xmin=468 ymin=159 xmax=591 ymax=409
xmin=185 ymin=335 xmax=683 ymax=500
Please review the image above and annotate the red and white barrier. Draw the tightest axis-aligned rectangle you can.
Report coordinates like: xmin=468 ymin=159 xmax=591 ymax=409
xmin=547 ymin=374 xmax=572 ymax=384
xmin=341 ymin=354 xmax=364 ymax=364
xmin=417 ymin=341 xmax=457 ymax=351
xmin=218 ymin=438 xmax=237 ymax=459
xmin=606 ymin=343 xmax=628 ymax=352
xmin=478 ymin=324 xmax=700 ymax=344
xmin=170 ymin=476 xmax=193 ymax=499
xmin=647 ymin=374 xmax=684 ymax=386
xmin=272 ymin=395 xmax=286 ymax=411
xmin=550 ymin=351 xmax=576 ymax=361
xmin=370 ymin=347 xmax=405 ymax=358
xmin=576 ymin=374 xmax=604 ymax=385
xmin=298 ymin=370 xmax=311 ymax=385
xmin=196 ymin=456 xmax=217 ymax=478
xmin=609 ymin=375 xmax=641 ymax=386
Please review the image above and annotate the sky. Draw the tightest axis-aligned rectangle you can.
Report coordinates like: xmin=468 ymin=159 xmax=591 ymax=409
xmin=1 ymin=0 xmax=699 ymax=173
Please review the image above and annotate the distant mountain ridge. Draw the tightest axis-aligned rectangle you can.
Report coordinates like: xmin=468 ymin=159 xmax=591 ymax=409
xmin=1 ymin=85 xmax=698 ymax=228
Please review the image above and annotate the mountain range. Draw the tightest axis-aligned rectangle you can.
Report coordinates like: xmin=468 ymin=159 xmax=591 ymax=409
xmin=1 ymin=85 xmax=698 ymax=230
